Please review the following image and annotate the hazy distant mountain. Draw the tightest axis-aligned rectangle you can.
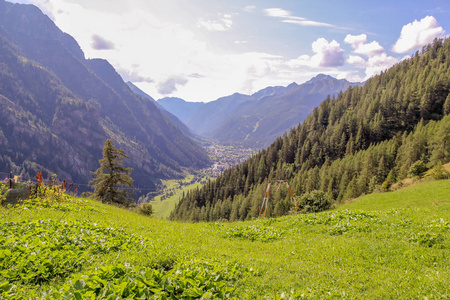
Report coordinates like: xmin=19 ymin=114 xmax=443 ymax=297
xmin=185 ymin=93 xmax=253 ymax=137
xmin=157 ymin=97 xmax=205 ymax=124
xmin=0 ymin=0 xmax=209 ymax=193
xmin=126 ymin=82 xmax=193 ymax=137
xmin=126 ymin=81 xmax=157 ymax=102
xmin=173 ymin=74 xmax=360 ymax=148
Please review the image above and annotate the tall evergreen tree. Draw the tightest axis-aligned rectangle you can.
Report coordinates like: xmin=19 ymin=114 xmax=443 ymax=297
xmin=444 ymin=93 xmax=450 ymax=115
xmin=89 ymin=139 xmax=134 ymax=206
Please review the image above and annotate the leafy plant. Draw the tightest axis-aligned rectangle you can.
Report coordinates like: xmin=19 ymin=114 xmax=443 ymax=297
xmin=50 ymin=260 xmax=249 ymax=299
xmin=220 ymin=224 xmax=283 ymax=242
xmin=0 ymin=220 xmax=150 ymax=284
xmin=409 ymin=232 xmax=445 ymax=248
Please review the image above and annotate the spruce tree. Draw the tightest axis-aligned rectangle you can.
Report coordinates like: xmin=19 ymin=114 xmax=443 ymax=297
xmin=444 ymin=93 xmax=450 ymax=115
xmin=89 ymin=139 xmax=134 ymax=206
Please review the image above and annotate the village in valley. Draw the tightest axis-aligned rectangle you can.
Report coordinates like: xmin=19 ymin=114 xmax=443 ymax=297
xmin=204 ymin=143 xmax=256 ymax=177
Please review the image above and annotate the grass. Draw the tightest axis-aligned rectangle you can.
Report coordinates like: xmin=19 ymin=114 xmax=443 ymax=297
xmin=0 ymin=179 xmax=449 ymax=299
xmin=151 ymin=181 xmax=203 ymax=219
xmin=342 ymin=179 xmax=450 ymax=212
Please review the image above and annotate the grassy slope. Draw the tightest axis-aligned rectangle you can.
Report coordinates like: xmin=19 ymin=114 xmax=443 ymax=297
xmin=1 ymin=179 xmax=449 ymax=299
xmin=151 ymin=177 xmax=202 ymax=218
xmin=342 ymin=179 xmax=450 ymax=211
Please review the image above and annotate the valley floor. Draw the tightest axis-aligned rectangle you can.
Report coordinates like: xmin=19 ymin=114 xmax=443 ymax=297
xmin=0 ymin=179 xmax=449 ymax=299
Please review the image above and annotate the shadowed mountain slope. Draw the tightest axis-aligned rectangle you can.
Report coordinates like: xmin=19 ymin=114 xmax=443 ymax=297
xmin=0 ymin=0 xmax=209 ymax=194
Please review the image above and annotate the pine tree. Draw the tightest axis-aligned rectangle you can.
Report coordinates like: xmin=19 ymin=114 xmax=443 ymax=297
xmin=89 ymin=139 xmax=134 ymax=206
xmin=444 ymin=93 xmax=450 ymax=115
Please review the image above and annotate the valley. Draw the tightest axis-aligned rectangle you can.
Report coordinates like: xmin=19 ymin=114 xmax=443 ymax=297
xmin=0 ymin=0 xmax=450 ymax=298
xmin=204 ymin=143 xmax=256 ymax=177
xmin=143 ymin=143 xmax=256 ymax=218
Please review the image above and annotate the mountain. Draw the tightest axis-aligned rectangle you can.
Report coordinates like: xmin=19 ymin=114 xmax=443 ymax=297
xmin=126 ymin=82 xmax=193 ymax=137
xmin=185 ymin=93 xmax=254 ymax=137
xmin=209 ymin=75 xmax=359 ymax=147
xmin=0 ymin=0 xmax=209 ymax=194
xmin=157 ymin=97 xmax=205 ymax=124
xmin=163 ymin=75 xmax=358 ymax=148
xmin=170 ymin=38 xmax=450 ymax=222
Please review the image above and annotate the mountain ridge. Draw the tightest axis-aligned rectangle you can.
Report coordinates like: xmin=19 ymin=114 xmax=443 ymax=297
xmin=0 ymin=0 xmax=209 ymax=194
xmin=127 ymin=82 xmax=194 ymax=137
xmin=157 ymin=74 xmax=359 ymax=148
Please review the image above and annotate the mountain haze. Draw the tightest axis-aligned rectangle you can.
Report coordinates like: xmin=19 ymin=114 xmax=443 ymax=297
xmin=157 ymin=97 xmax=205 ymax=124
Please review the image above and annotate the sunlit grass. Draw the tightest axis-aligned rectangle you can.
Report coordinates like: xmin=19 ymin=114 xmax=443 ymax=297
xmin=1 ymin=179 xmax=449 ymax=299
xmin=151 ymin=181 xmax=203 ymax=218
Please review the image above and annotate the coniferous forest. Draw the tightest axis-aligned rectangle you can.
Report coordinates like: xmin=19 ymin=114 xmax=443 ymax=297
xmin=171 ymin=38 xmax=450 ymax=222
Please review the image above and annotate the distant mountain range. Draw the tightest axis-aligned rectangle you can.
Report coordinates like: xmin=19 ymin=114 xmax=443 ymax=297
xmin=158 ymin=74 xmax=360 ymax=147
xmin=126 ymin=82 xmax=194 ymax=137
xmin=157 ymin=97 xmax=205 ymax=125
xmin=0 ymin=0 xmax=209 ymax=193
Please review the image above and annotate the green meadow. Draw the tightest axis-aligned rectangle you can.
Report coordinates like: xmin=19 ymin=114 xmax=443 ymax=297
xmin=150 ymin=177 xmax=204 ymax=219
xmin=1 ymin=179 xmax=449 ymax=299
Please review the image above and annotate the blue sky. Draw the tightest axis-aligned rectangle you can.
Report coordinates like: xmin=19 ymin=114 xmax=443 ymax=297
xmin=10 ymin=0 xmax=450 ymax=102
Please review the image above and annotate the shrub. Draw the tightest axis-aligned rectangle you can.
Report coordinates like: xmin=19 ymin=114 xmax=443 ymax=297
xmin=407 ymin=160 xmax=428 ymax=178
xmin=139 ymin=203 xmax=154 ymax=216
xmin=299 ymin=190 xmax=332 ymax=213
xmin=431 ymin=162 xmax=449 ymax=180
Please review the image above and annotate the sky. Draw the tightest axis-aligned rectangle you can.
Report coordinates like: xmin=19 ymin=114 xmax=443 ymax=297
xmin=10 ymin=0 xmax=450 ymax=102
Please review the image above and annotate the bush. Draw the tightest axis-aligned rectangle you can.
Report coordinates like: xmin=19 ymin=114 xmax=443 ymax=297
xmin=299 ymin=190 xmax=332 ymax=213
xmin=431 ymin=162 xmax=449 ymax=180
xmin=139 ymin=203 xmax=154 ymax=216
xmin=407 ymin=160 xmax=428 ymax=178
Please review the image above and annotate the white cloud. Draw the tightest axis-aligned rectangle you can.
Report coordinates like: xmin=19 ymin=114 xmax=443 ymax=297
xmin=91 ymin=34 xmax=115 ymax=50
xmin=392 ymin=16 xmax=445 ymax=53
xmin=347 ymin=55 xmax=366 ymax=68
xmin=264 ymin=8 xmax=301 ymax=19
xmin=242 ymin=5 xmax=256 ymax=13
xmin=287 ymin=38 xmax=344 ymax=68
xmin=345 ymin=34 xmax=398 ymax=80
xmin=365 ymin=53 xmax=398 ymax=78
xmin=14 ymin=0 xmax=404 ymax=101
xmin=118 ymin=67 xmax=153 ymax=83
xmin=311 ymin=38 xmax=345 ymax=67
xmin=197 ymin=14 xmax=233 ymax=32
xmin=354 ymin=41 xmax=385 ymax=57
xmin=282 ymin=19 xmax=334 ymax=27
xmin=157 ymin=76 xmax=188 ymax=95
xmin=344 ymin=34 xmax=384 ymax=57
xmin=264 ymin=7 xmax=335 ymax=28
xmin=344 ymin=34 xmax=367 ymax=49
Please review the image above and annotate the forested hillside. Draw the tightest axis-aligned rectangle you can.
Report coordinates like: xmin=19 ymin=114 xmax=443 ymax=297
xmin=171 ymin=38 xmax=450 ymax=221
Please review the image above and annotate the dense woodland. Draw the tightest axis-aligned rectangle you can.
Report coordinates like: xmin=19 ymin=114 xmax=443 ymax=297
xmin=171 ymin=38 xmax=450 ymax=222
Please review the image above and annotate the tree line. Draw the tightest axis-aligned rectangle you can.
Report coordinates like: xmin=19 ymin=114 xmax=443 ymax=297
xmin=170 ymin=38 xmax=450 ymax=222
